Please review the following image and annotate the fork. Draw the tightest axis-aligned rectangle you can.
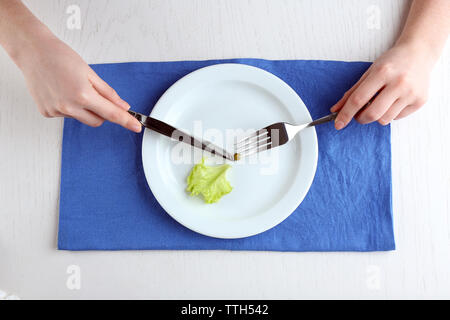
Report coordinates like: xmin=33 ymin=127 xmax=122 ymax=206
xmin=233 ymin=112 xmax=338 ymax=160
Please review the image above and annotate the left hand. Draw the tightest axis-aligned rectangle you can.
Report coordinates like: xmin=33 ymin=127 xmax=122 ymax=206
xmin=330 ymin=42 xmax=434 ymax=129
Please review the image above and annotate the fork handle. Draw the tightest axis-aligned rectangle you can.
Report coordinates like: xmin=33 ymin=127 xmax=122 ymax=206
xmin=308 ymin=94 xmax=378 ymax=128
xmin=307 ymin=95 xmax=377 ymax=128
xmin=307 ymin=112 xmax=338 ymax=127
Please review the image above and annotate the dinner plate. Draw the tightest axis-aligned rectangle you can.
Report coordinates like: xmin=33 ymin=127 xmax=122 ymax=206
xmin=142 ymin=63 xmax=318 ymax=238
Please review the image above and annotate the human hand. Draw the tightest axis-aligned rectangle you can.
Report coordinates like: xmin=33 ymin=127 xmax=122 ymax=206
xmin=330 ymin=42 xmax=435 ymax=129
xmin=15 ymin=34 xmax=142 ymax=132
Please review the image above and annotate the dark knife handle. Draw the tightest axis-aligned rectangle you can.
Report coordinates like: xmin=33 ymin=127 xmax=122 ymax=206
xmin=129 ymin=110 xmax=186 ymax=140
xmin=128 ymin=110 xmax=234 ymax=161
xmin=307 ymin=112 xmax=338 ymax=127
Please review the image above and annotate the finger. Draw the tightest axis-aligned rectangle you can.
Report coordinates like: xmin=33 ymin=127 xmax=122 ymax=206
xmin=377 ymin=98 xmax=409 ymax=125
xmin=71 ymin=108 xmax=105 ymax=127
xmin=330 ymin=72 xmax=369 ymax=112
xmin=87 ymin=93 xmax=142 ymax=133
xmin=53 ymin=110 xmax=65 ymax=117
xmin=334 ymin=72 xmax=385 ymax=130
xmin=394 ymin=105 xmax=420 ymax=120
xmin=88 ymin=70 xmax=131 ymax=111
xmin=355 ymin=85 xmax=400 ymax=124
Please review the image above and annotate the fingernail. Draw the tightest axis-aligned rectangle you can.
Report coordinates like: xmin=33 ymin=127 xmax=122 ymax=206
xmin=118 ymin=100 xmax=130 ymax=111
xmin=132 ymin=121 xmax=142 ymax=133
xmin=335 ymin=120 xmax=345 ymax=130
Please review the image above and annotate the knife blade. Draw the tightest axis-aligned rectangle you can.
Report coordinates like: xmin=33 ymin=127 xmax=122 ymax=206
xmin=128 ymin=110 xmax=234 ymax=161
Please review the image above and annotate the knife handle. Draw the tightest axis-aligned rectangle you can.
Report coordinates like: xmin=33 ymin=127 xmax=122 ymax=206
xmin=128 ymin=110 xmax=234 ymax=161
xmin=128 ymin=110 xmax=177 ymax=137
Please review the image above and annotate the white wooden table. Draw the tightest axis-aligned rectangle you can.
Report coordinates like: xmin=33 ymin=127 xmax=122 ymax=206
xmin=1 ymin=0 xmax=449 ymax=299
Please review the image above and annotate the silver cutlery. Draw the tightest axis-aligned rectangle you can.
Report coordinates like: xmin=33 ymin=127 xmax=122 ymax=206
xmin=233 ymin=94 xmax=378 ymax=160
xmin=233 ymin=112 xmax=338 ymax=160
xmin=128 ymin=110 xmax=235 ymax=161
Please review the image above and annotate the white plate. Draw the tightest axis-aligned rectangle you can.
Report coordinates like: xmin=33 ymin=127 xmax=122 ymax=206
xmin=142 ymin=63 xmax=318 ymax=239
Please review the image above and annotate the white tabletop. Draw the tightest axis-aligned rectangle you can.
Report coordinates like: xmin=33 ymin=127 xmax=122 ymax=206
xmin=0 ymin=0 xmax=449 ymax=299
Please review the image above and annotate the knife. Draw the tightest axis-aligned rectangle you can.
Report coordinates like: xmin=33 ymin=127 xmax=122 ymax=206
xmin=128 ymin=110 xmax=234 ymax=161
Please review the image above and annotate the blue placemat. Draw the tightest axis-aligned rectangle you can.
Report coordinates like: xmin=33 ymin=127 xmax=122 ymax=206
xmin=58 ymin=59 xmax=395 ymax=251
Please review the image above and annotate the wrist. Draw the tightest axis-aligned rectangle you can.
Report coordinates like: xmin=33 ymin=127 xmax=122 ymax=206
xmin=5 ymin=19 xmax=56 ymax=69
xmin=395 ymin=34 xmax=443 ymax=65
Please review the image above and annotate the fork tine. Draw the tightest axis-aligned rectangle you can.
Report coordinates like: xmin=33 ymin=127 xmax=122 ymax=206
xmin=234 ymin=126 xmax=273 ymax=159
xmin=235 ymin=129 xmax=268 ymax=148
xmin=235 ymin=132 xmax=270 ymax=153
xmin=238 ymin=140 xmax=272 ymax=158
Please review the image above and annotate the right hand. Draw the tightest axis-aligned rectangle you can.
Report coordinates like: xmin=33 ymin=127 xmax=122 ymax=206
xmin=16 ymin=33 xmax=142 ymax=132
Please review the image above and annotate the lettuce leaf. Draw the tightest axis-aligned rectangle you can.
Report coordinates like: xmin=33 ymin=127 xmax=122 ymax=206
xmin=186 ymin=158 xmax=232 ymax=204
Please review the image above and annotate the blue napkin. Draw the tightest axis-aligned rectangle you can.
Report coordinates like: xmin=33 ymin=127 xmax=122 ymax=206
xmin=58 ymin=59 xmax=395 ymax=251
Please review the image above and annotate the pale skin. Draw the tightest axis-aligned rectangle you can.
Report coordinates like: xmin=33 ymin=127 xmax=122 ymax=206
xmin=0 ymin=0 xmax=142 ymax=132
xmin=0 ymin=1 xmax=449 ymax=132
xmin=331 ymin=0 xmax=450 ymax=129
